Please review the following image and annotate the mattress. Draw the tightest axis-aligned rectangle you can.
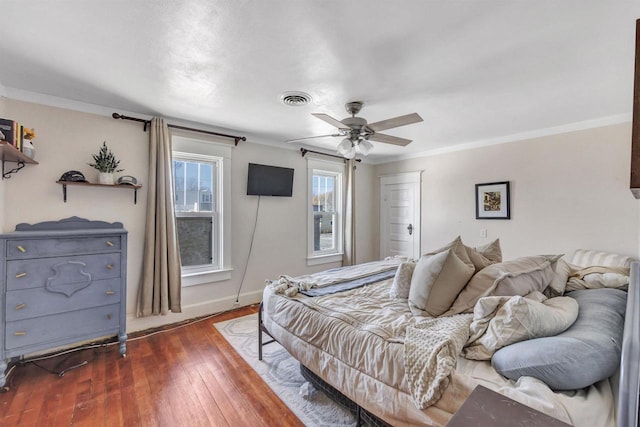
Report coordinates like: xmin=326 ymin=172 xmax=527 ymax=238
xmin=262 ymin=269 xmax=617 ymax=427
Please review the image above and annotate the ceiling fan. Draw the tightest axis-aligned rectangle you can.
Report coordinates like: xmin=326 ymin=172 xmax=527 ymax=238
xmin=287 ymin=101 xmax=424 ymax=159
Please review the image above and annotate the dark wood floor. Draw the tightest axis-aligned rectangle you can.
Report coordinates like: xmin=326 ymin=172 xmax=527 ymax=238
xmin=0 ymin=305 xmax=303 ymax=426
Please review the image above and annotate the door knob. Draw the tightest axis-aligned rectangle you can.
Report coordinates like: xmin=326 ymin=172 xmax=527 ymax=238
xmin=407 ymin=224 xmax=413 ymax=235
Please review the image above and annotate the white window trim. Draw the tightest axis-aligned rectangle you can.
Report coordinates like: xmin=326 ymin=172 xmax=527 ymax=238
xmin=174 ymin=152 xmax=221 ymax=270
xmin=173 ymin=137 xmax=233 ymax=286
xmin=307 ymin=156 xmax=344 ymax=266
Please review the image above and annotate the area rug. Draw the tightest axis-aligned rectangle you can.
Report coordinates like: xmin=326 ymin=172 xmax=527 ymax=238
xmin=215 ymin=313 xmax=357 ymax=427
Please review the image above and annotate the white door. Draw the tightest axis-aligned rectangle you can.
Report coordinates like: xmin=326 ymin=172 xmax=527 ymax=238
xmin=380 ymin=172 xmax=421 ymax=260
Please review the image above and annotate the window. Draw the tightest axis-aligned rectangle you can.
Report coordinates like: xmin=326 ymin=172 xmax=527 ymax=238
xmin=173 ymin=155 xmax=217 ymax=268
xmin=172 ymin=136 xmax=232 ymax=286
xmin=307 ymin=158 xmax=343 ymax=265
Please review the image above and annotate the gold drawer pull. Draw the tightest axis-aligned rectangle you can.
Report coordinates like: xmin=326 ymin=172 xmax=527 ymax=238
xmin=14 ymin=331 xmax=26 ymax=336
xmin=15 ymin=303 xmax=26 ymax=310
xmin=15 ymin=272 xmax=26 ymax=278
xmin=106 ymin=264 xmax=113 ymax=270
xmin=106 ymin=241 xmax=114 ymax=247
xmin=17 ymin=245 xmax=26 ymax=253
xmin=107 ymin=314 xmax=112 ymax=320
xmin=105 ymin=291 xmax=115 ymax=295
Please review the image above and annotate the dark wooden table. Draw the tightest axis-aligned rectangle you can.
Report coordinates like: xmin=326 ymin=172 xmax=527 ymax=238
xmin=446 ymin=385 xmax=572 ymax=427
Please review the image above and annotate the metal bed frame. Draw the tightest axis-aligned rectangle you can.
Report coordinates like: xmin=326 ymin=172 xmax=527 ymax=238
xmin=617 ymin=261 xmax=640 ymax=427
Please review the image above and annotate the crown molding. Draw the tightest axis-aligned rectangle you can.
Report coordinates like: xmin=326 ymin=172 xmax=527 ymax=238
xmin=373 ymin=113 xmax=632 ymax=165
xmin=4 ymin=87 xmax=630 ymax=166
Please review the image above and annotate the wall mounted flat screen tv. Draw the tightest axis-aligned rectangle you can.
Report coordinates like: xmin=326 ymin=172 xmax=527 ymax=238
xmin=247 ymin=163 xmax=294 ymax=197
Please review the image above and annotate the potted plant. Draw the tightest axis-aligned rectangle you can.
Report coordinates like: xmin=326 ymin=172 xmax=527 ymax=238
xmin=88 ymin=141 xmax=123 ymax=184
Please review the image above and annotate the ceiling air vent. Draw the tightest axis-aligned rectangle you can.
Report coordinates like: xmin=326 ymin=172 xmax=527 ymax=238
xmin=281 ymin=91 xmax=312 ymax=107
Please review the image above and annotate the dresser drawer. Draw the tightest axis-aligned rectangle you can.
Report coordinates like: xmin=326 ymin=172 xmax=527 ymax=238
xmin=7 ymin=253 xmax=121 ymax=291
xmin=6 ymin=278 xmax=121 ymax=321
xmin=5 ymin=304 xmax=121 ymax=350
xmin=6 ymin=236 xmax=121 ymax=259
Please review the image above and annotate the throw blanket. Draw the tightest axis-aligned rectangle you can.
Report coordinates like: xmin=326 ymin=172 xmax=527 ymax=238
xmin=267 ymin=258 xmax=403 ymax=297
xmin=404 ymin=314 xmax=473 ymax=409
xmin=300 ymin=269 xmax=397 ymax=296
xmin=463 ymin=292 xmax=579 ymax=360
xmin=566 ymin=265 xmax=630 ymax=292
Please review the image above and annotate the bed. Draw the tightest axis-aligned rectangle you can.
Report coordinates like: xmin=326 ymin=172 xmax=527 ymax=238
xmin=260 ymin=240 xmax=639 ymax=427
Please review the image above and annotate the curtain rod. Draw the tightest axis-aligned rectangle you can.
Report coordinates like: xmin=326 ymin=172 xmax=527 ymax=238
xmin=300 ymin=148 xmax=362 ymax=162
xmin=112 ymin=113 xmax=246 ymax=146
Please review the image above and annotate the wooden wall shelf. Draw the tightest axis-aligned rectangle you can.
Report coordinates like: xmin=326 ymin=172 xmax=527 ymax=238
xmin=55 ymin=181 xmax=142 ymax=204
xmin=0 ymin=141 xmax=38 ymax=179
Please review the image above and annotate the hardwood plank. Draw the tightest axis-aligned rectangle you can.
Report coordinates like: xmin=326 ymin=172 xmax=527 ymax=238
xmin=195 ymin=362 xmax=267 ymax=427
xmin=130 ymin=350 xmax=160 ymax=427
xmin=0 ymin=306 xmax=301 ymax=426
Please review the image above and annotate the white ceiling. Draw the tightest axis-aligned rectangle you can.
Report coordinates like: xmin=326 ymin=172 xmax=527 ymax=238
xmin=0 ymin=1 xmax=638 ymax=163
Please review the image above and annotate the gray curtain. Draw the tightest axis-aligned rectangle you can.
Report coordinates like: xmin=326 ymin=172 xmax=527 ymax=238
xmin=136 ymin=117 xmax=182 ymax=316
xmin=343 ymin=159 xmax=356 ymax=266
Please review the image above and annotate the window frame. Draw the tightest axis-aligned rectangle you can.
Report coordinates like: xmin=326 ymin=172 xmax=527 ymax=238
xmin=307 ymin=157 xmax=344 ymax=266
xmin=172 ymin=136 xmax=233 ymax=286
xmin=173 ymin=151 xmax=221 ymax=272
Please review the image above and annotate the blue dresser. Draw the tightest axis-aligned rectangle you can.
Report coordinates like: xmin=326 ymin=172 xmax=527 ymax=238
xmin=0 ymin=217 xmax=127 ymax=388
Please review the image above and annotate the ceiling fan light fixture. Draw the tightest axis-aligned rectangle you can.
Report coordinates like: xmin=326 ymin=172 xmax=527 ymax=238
xmin=344 ymin=145 xmax=356 ymax=159
xmin=358 ymin=139 xmax=374 ymax=155
xmin=298 ymin=101 xmax=422 ymax=157
xmin=337 ymin=138 xmax=352 ymax=156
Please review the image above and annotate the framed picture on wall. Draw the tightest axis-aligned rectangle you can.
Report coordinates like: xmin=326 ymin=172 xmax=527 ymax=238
xmin=476 ymin=181 xmax=510 ymax=219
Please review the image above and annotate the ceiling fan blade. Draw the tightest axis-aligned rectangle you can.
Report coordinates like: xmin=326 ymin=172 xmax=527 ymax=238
xmin=311 ymin=113 xmax=349 ymax=129
xmin=285 ymin=134 xmax=341 ymax=143
xmin=368 ymin=133 xmax=412 ymax=146
xmin=367 ymin=113 xmax=423 ymax=132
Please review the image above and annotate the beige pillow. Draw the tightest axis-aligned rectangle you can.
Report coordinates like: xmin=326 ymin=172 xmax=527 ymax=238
xmin=389 ymin=261 xmax=416 ymax=299
xmin=544 ymin=258 xmax=571 ymax=297
xmin=442 ymin=256 xmax=555 ymax=316
xmin=408 ymin=249 xmax=475 ymax=317
xmin=463 ymin=292 xmax=579 ymax=360
xmin=475 ymin=239 xmax=502 ymax=263
xmin=424 ymin=236 xmax=474 ymax=268
xmin=464 ymin=245 xmax=494 ymax=271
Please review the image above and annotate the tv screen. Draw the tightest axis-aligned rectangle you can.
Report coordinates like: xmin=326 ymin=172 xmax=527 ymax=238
xmin=247 ymin=163 xmax=294 ymax=197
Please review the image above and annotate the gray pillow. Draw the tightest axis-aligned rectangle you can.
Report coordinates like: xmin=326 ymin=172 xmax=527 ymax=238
xmin=491 ymin=288 xmax=626 ymax=391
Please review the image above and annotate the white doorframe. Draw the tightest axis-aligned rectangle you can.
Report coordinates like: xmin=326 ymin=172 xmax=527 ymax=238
xmin=379 ymin=171 xmax=422 ymax=260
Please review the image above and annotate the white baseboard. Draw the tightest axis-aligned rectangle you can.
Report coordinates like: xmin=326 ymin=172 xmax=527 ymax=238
xmin=126 ymin=289 xmax=263 ymax=333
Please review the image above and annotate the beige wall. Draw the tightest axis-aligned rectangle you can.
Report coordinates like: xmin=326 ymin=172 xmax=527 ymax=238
xmin=375 ymin=123 xmax=640 ymax=260
xmin=354 ymin=161 xmax=376 ymax=262
xmin=7 ymin=96 xmax=633 ymax=333
xmin=3 ymin=99 xmax=377 ymax=332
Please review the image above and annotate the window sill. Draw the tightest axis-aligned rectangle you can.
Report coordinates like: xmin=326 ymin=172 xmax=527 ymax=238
xmin=181 ymin=268 xmax=233 ymax=287
xmin=307 ymin=253 xmax=343 ymax=267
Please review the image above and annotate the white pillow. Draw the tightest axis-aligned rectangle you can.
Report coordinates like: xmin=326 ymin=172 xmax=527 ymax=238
xmin=389 ymin=261 xmax=416 ymax=299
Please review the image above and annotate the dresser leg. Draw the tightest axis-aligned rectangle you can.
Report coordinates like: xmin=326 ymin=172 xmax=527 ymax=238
xmin=119 ymin=333 xmax=127 ymax=357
